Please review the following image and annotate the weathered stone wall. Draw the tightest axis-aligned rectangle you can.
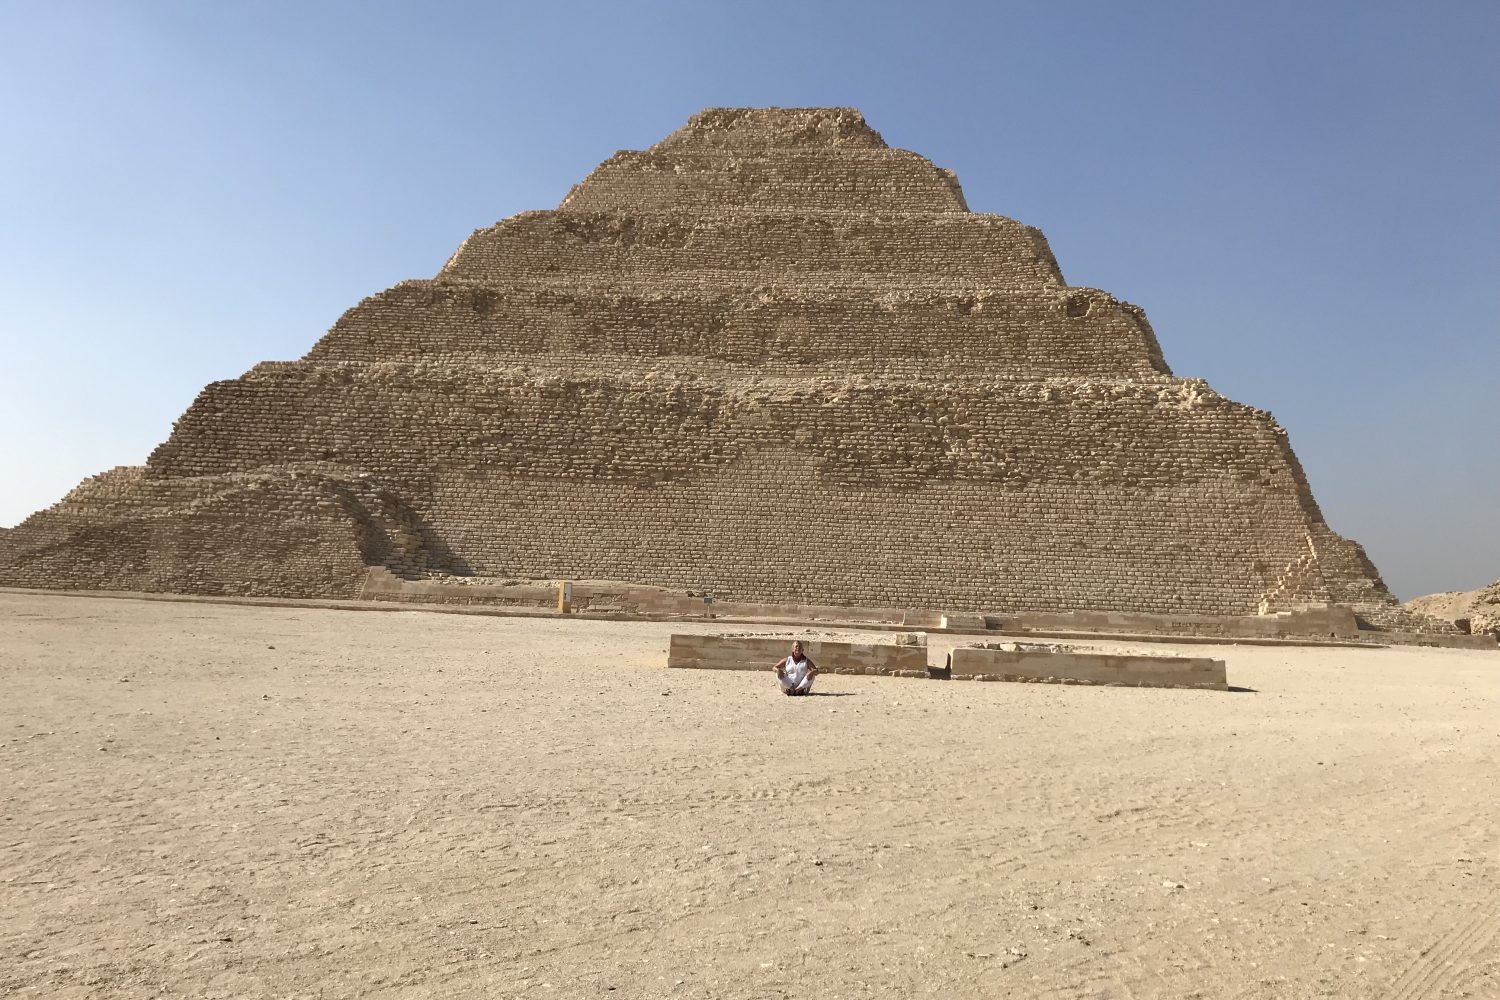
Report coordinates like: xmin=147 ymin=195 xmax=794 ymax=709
xmin=0 ymin=465 xmax=454 ymax=598
xmin=147 ymin=367 xmax=1293 ymax=490
xmin=562 ymin=148 xmax=970 ymax=213
xmin=439 ymin=211 xmax=1065 ymax=289
xmin=309 ymin=284 xmax=1169 ymax=376
xmin=131 ymin=359 xmax=1342 ymax=614
xmin=0 ymin=106 xmax=1426 ymax=626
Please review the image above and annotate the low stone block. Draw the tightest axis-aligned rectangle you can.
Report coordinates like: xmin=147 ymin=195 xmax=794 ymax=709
xmin=948 ymin=646 xmax=1227 ymax=690
xmin=667 ymin=634 xmax=930 ymax=676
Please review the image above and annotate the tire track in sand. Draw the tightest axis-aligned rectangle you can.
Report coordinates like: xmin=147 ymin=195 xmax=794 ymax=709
xmin=1382 ymin=895 xmax=1500 ymax=1000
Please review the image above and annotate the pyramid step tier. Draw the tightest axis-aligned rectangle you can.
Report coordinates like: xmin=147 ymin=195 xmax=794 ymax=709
xmin=439 ymin=210 xmax=1065 ymax=288
xmin=0 ymin=465 xmax=411 ymax=598
xmin=309 ymin=281 xmax=1169 ymax=375
xmin=562 ymin=147 xmax=968 ymax=214
xmin=148 ymin=362 xmax=1292 ymax=494
xmin=653 ymin=107 xmax=891 ymax=151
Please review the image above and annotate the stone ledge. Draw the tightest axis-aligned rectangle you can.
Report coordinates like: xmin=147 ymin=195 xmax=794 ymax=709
xmin=7 ymin=585 xmax=1490 ymax=652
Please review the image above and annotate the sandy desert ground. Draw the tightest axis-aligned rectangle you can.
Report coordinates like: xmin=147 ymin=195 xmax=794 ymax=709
xmin=2 ymin=591 xmax=1497 ymax=999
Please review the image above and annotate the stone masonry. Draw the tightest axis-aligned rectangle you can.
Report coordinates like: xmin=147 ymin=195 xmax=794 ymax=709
xmin=0 ymin=108 xmax=1437 ymax=627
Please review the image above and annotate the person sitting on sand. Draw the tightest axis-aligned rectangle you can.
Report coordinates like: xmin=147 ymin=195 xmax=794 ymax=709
xmin=774 ymin=641 xmax=818 ymax=696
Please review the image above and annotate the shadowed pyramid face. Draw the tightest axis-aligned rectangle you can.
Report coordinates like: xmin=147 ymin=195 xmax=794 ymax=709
xmin=0 ymin=107 xmax=1417 ymax=626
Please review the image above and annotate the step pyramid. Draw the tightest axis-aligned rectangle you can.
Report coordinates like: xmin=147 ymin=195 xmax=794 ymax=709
xmin=0 ymin=107 xmax=1415 ymax=622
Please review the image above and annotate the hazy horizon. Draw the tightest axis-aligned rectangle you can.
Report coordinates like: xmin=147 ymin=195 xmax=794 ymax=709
xmin=2 ymin=0 xmax=1496 ymax=600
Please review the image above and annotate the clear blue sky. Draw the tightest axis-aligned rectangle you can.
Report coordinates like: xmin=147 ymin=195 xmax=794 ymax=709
xmin=1 ymin=0 xmax=1495 ymax=600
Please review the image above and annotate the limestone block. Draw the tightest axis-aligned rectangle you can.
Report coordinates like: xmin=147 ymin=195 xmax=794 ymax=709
xmin=666 ymin=634 xmax=930 ymax=676
xmin=948 ymin=646 xmax=1227 ymax=690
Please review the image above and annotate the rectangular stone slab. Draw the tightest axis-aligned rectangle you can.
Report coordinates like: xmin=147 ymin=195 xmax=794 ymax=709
xmin=948 ymin=646 xmax=1227 ymax=690
xmin=667 ymin=634 xmax=929 ymax=676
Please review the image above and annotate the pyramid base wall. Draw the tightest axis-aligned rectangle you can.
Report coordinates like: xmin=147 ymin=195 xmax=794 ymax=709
xmin=413 ymin=461 xmax=1312 ymax=617
xmin=0 ymin=457 xmax=1411 ymax=623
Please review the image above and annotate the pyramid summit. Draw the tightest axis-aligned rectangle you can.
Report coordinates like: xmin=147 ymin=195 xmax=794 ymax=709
xmin=0 ymin=107 xmax=1437 ymax=630
xmin=648 ymin=107 xmax=894 ymax=149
